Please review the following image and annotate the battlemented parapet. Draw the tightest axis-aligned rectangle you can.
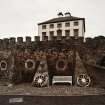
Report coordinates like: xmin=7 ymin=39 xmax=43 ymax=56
xmin=0 ymin=35 xmax=105 ymax=88
xmin=17 ymin=37 xmax=23 ymax=45
xmin=0 ymin=36 xmax=85 ymax=51
xmin=0 ymin=35 xmax=88 ymax=87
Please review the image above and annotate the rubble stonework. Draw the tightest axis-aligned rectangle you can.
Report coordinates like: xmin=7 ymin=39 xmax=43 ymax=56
xmin=0 ymin=35 xmax=105 ymax=88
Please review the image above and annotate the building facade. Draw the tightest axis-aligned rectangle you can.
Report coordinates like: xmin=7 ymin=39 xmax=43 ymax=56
xmin=38 ymin=13 xmax=85 ymax=41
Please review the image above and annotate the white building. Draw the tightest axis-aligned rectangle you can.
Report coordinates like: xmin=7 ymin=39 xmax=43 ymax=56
xmin=38 ymin=13 xmax=85 ymax=41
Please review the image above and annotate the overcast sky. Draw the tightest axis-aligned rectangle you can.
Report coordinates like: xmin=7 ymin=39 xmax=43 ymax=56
xmin=0 ymin=0 xmax=105 ymax=40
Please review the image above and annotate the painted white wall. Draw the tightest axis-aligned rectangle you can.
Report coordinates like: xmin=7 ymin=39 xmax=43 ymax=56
xmin=38 ymin=19 xmax=85 ymax=40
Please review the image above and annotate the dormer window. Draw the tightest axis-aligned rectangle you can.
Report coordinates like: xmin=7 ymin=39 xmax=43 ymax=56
xmin=42 ymin=25 xmax=46 ymax=29
xmin=57 ymin=23 xmax=62 ymax=28
xmin=74 ymin=21 xmax=78 ymax=26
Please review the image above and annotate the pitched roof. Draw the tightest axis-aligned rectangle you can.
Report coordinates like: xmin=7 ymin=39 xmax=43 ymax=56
xmin=38 ymin=16 xmax=85 ymax=32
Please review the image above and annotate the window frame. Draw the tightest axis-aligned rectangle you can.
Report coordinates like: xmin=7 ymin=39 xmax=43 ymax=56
xmin=49 ymin=31 xmax=54 ymax=36
xmin=74 ymin=29 xmax=79 ymax=36
xmin=42 ymin=25 xmax=46 ymax=29
xmin=65 ymin=30 xmax=70 ymax=36
xmin=42 ymin=32 xmax=46 ymax=36
xmin=50 ymin=24 xmax=54 ymax=28
xmin=65 ymin=22 xmax=70 ymax=27
xmin=57 ymin=23 xmax=62 ymax=28
xmin=74 ymin=21 xmax=79 ymax=26
xmin=57 ymin=29 xmax=62 ymax=36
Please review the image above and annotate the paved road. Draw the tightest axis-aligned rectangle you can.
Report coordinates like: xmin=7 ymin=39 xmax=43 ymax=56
xmin=0 ymin=95 xmax=105 ymax=105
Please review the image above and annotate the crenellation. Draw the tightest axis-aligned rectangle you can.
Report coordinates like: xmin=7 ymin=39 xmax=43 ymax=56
xmin=0 ymin=39 xmax=3 ymax=50
xmin=26 ymin=36 xmax=31 ymax=44
xmin=9 ymin=37 xmax=16 ymax=44
xmin=0 ymin=36 xmax=103 ymax=50
xmin=17 ymin=37 xmax=23 ymax=45
xmin=34 ymin=36 xmax=40 ymax=42
xmin=2 ymin=38 xmax=9 ymax=49
xmin=42 ymin=36 xmax=48 ymax=41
